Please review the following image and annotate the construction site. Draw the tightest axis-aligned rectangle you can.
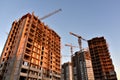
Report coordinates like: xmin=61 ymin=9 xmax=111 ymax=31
xmin=0 ymin=9 xmax=61 ymax=80
xmin=88 ymin=37 xmax=117 ymax=80
xmin=0 ymin=9 xmax=118 ymax=80
xmin=62 ymin=33 xmax=117 ymax=80
xmin=63 ymin=32 xmax=94 ymax=80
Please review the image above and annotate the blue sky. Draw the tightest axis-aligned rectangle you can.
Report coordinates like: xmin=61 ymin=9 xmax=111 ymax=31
xmin=0 ymin=0 xmax=120 ymax=79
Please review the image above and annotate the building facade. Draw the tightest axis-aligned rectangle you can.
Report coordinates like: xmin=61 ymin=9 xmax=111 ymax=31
xmin=61 ymin=62 xmax=73 ymax=80
xmin=88 ymin=37 xmax=117 ymax=80
xmin=0 ymin=13 xmax=61 ymax=80
xmin=72 ymin=49 xmax=94 ymax=80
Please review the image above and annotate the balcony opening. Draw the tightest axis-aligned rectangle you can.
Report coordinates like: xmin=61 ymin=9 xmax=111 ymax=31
xmin=30 ymin=29 xmax=34 ymax=33
xmin=32 ymin=24 xmax=35 ymax=28
xmin=24 ymin=55 xmax=30 ymax=60
xmin=10 ymin=38 xmax=12 ymax=42
xmin=23 ymin=61 xmax=29 ymax=66
xmin=40 ymin=62 xmax=42 ymax=65
xmin=7 ymin=57 xmax=9 ymax=60
xmin=28 ymin=38 xmax=33 ymax=43
xmin=0 ymin=64 xmax=3 ymax=68
xmin=21 ymin=68 xmax=27 ymax=73
xmin=26 ymin=48 xmax=31 ymax=54
xmin=29 ymin=33 xmax=34 ymax=37
xmin=8 ymin=51 xmax=11 ymax=56
xmin=42 ymin=47 xmax=44 ymax=50
xmin=27 ymin=43 xmax=32 ymax=48
xmin=41 ymin=56 xmax=43 ymax=60
xmin=19 ymin=76 xmax=26 ymax=80
xmin=2 ymin=58 xmax=5 ymax=61
xmin=41 ymin=51 xmax=44 ymax=55
xmin=4 ymin=53 xmax=7 ymax=56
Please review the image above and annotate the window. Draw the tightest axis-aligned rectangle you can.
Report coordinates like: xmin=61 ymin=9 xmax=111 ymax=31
xmin=41 ymin=56 xmax=43 ymax=60
xmin=27 ymin=43 xmax=32 ymax=48
xmin=21 ymin=68 xmax=27 ymax=73
xmin=23 ymin=61 xmax=28 ymax=66
xmin=42 ymin=47 xmax=44 ymax=50
xmin=41 ymin=51 xmax=44 ymax=55
xmin=6 ymin=48 xmax=8 ymax=51
xmin=0 ymin=64 xmax=3 ymax=68
xmin=24 ymin=55 xmax=30 ymax=60
xmin=28 ymin=38 xmax=33 ymax=43
xmin=40 ymin=62 xmax=42 ymax=65
xmin=19 ymin=76 xmax=26 ymax=80
xmin=39 ymin=73 xmax=41 ymax=76
xmin=2 ymin=58 xmax=5 ymax=61
xmin=32 ymin=24 xmax=35 ymax=28
xmin=30 ymin=29 xmax=34 ymax=33
xmin=4 ymin=53 xmax=7 ymax=56
xmin=26 ymin=48 xmax=31 ymax=54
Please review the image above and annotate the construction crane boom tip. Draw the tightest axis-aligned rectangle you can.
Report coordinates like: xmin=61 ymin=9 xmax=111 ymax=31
xmin=69 ymin=32 xmax=72 ymax=34
xmin=59 ymin=9 xmax=62 ymax=11
xmin=65 ymin=43 xmax=78 ymax=56
xmin=40 ymin=9 xmax=62 ymax=20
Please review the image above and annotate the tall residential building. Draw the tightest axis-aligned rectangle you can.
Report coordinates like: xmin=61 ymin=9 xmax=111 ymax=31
xmin=0 ymin=13 xmax=61 ymax=80
xmin=61 ymin=62 xmax=73 ymax=80
xmin=72 ymin=49 xmax=94 ymax=80
xmin=88 ymin=37 xmax=117 ymax=80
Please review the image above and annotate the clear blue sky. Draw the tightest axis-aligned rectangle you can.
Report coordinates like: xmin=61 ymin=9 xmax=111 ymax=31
xmin=0 ymin=0 xmax=120 ymax=79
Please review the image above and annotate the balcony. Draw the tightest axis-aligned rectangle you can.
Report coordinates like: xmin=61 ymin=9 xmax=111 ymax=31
xmin=20 ymin=72 xmax=27 ymax=77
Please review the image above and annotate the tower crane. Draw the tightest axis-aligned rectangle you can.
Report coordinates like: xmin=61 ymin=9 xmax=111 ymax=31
xmin=65 ymin=43 xmax=78 ymax=56
xmin=5 ymin=9 xmax=62 ymax=36
xmin=69 ymin=33 xmax=88 ymax=80
xmin=40 ymin=9 xmax=62 ymax=20
xmin=69 ymin=32 xmax=87 ymax=51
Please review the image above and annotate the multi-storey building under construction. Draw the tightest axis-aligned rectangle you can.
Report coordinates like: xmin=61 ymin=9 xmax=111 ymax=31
xmin=72 ymin=49 xmax=94 ymax=80
xmin=0 ymin=13 xmax=61 ymax=80
xmin=88 ymin=37 xmax=117 ymax=80
xmin=61 ymin=62 xmax=73 ymax=80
